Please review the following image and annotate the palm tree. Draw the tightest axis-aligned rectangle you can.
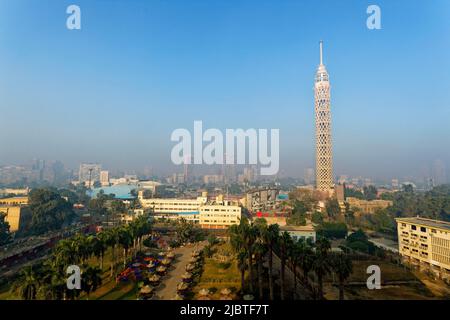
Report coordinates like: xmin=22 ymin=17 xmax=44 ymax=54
xmin=312 ymin=237 xmax=331 ymax=299
xmin=289 ymin=240 xmax=303 ymax=297
xmin=330 ymin=253 xmax=353 ymax=300
xmin=94 ymin=232 xmax=108 ymax=270
xmin=279 ymin=231 xmax=293 ymax=300
xmin=230 ymin=222 xmax=248 ymax=294
xmin=118 ymin=226 xmax=133 ymax=268
xmin=242 ymin=222 xmax=256 ymax=293
xmin=236 ymin=250 xmax=248 ymax=294
xmin=13 ymin=266 xmax=39 ymax=300
xmin=73 ymin=233 xmax=91 ymax=264
xmin=298 ymin=242 xmax=314 ymax=285
xmin=81 ymin=265 xmax=103 ymax=299
xmin=263 ymin=224 xmax=279 ymax=300
xmin=105 ymin=228 xmax=119 ymax=277
xmin=253 ymin=238 xmax=267 ymax=300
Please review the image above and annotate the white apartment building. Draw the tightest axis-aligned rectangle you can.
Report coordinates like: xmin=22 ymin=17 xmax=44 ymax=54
xmin=138 ymin=192 xmax=241 ymax=229
xmin=396 ymin=217 xmax=450 ymax=279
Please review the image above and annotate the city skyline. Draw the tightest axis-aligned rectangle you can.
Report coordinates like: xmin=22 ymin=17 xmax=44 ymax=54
xmin=1 ymin=0 xmax=450 ymax=180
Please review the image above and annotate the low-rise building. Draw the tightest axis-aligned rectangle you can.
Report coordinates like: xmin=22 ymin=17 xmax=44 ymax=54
xmin=346 ymin=197 xmax=392 ymax=214
xmin=396 ymin=217 xmax=450 ymax=279
xmin=279 ymin=225 xmax=316 ymax=243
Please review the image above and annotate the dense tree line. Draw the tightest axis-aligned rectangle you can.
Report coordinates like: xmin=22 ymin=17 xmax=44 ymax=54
xmin=11 ymin=214 xmax=152 ymax=300
xmin=229 ymin=218 xmax=353 ymax=300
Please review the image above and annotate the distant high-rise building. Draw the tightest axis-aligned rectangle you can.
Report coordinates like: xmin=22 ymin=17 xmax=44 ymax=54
xmin=338 ymin=175 xmax=348 ymax=185
xmin=392 ymin=179 xmax=399 ymax=189
xmin=79 ymin=163 xmax=101 ymax=188
xmin=304 ymin=168 xmax=314 ymax=185
xmin=100 ymin=170 xmax=110 ymax=186
xmin=432 ymin=159 xmax=447 ymax=186
xmin=314 ymin=41 xmax=334 ymax=192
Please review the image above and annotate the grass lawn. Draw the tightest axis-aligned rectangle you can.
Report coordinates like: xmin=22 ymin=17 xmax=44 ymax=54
xmin=323 ymin=259 xmax=436 ymax=300
xmin=191 ymin=242 xmax=241 ymax=300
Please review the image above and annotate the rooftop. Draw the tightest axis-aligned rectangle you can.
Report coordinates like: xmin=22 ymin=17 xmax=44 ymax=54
xmin=280 ymin=224 xmax=315 ymax=232
xmin=396 ymin=217 xmax=450 ymax=232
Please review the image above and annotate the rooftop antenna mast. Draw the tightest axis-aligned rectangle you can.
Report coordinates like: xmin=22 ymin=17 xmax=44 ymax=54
xmin=319 ymin=40 xmax=324 ymax=65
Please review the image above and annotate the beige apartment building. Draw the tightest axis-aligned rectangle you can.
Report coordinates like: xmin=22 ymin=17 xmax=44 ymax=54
xmin=396 ymin=217 xmax=450 ymax=279
xmin=0 ymin=196 xmax=31 ymax=232
xmin=199 ymin=202 xmax=241 ymax=229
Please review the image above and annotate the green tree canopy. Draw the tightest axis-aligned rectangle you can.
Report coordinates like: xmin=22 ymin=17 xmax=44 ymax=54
xmin=0 ymin=213 xmax=11 ymax=245
xmin=28 ymin=188 xmax=76 ymax=235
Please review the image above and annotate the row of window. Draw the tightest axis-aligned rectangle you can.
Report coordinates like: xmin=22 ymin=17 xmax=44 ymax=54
xmin=154 ymin=208 xmax=197 ymax=211
xmin=432 ymin=253 xmax=450 ymax=265
xmin=202 ymin=220 xmax=238 ymax=224
xmin=401 ymin=223 xmax=449 ymax=236
xmin=432 ymin=245 xmax=450 ymax=256
xmin=201 ymin=214 xmax=239 ymax=218
xmin=202 ymin=208 xmax=239 ymax=212
xmin=403 ymin=246 xmax=428 ymax=257
xmin=431 ymin=237 xmax=450 ymax=248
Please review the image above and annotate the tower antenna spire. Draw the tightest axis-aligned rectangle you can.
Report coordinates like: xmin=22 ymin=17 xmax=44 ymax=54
xmin=319 ymin=40 xmax=323 ymax=65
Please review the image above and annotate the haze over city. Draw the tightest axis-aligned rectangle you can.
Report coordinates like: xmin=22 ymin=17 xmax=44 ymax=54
xmin=1 ymin=0 xmax=449 ymax=180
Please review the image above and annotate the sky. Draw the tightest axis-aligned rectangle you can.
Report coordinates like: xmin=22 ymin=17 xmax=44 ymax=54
xmin=0 ymin=0 xmax=449 ymax=180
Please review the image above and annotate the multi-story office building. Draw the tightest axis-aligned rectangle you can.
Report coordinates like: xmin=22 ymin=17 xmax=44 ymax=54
xmin=396 ymin=217 xmax=450 ymax=279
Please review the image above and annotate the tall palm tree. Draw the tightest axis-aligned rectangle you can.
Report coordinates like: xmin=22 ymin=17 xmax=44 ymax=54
xmin=242 ymin=222 xmax=256 ymax=293
xmin=279 ymin=231 xmax=293 ymax=300
xmin=289 ymin=240 xmax=303 ymax=297
xmin=253 ymin=239 xmax=267 ymax=300
xmin=81 ymin=265 xmax=103 ymax=300
xmin=253 ymin=219 xmax=269 ymax=300
xmin=74 ymin=233 xmax=91 ymax=264
xmin=118 ymin=226 xmax=133 ymax=268
xmin=94 ymin=232 xmax=108 ymax=270
xmin=330 ymin=253 xmax=353 ymax=300
xmin=13 ymin=266 xmax=39 ymax=300
xmin=230 ymin=222 xmax=248 ymax=294
xmin=312 ymin=237 xmax=331 ymax=299
xmin=263 ymin=224 xmax=279 ymax=300
xmin=298 ymin=242 xmax=314 ymax=285
xmin=105 ymin=228 xmax=119 ymax=277
xmin=236 ymin=250 xmax=248 ymax=295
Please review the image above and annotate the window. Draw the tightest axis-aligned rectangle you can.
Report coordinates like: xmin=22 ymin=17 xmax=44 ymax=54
xmin=411 ymin=225 xmax=417 ymax=230
xmin=420 ymin=227 xmax=426 ymax=232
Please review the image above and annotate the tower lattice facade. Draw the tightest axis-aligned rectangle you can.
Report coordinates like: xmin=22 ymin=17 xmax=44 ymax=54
xmin=314 ymin=41 xmax=334 ymax=192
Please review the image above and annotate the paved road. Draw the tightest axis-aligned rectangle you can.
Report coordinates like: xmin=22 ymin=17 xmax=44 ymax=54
xmin=152 ymin=241 xmax=207 ymax=300
xmin=368 ymin=237 xmax=399 ymax=253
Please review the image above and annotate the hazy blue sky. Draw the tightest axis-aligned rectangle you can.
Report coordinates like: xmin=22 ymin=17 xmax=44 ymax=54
xmin=0 ymin=0 xmax=449 ymax=179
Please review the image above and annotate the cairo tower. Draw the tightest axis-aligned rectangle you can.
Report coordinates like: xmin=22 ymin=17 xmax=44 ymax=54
xmin=314 ymin=41 xmax=334 ymax=192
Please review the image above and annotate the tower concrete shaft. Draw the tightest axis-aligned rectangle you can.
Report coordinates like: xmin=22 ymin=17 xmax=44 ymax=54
xmin=314 ymin=41 xmax=334 ymax=191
